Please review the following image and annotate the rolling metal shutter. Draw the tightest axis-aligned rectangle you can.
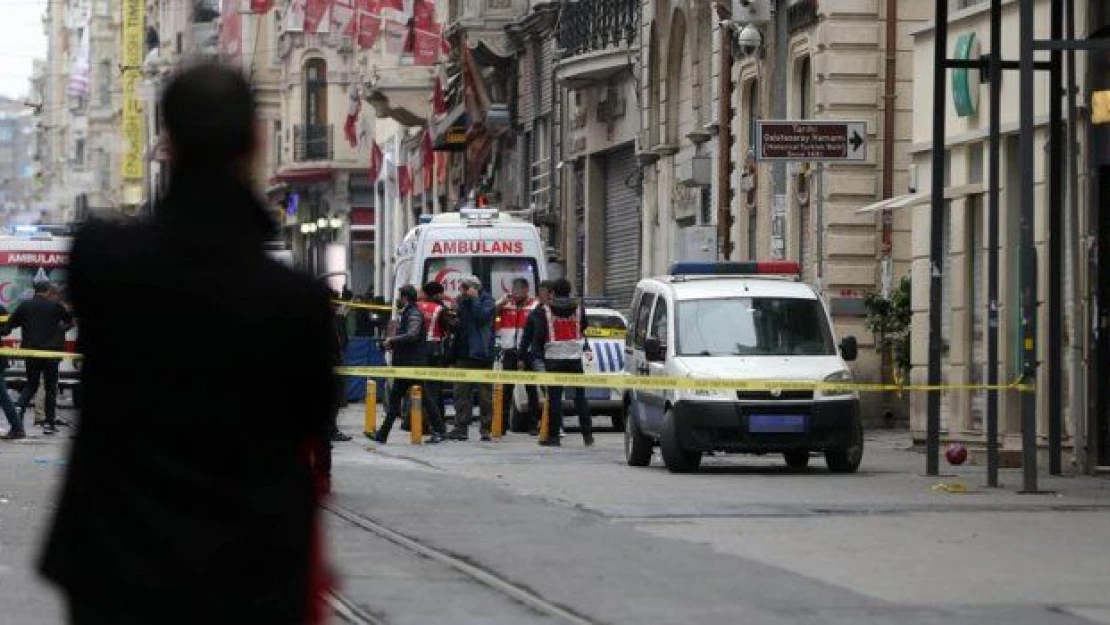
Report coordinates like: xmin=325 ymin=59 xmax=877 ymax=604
xmin=603 ymin=144 xmax=640 ymax=312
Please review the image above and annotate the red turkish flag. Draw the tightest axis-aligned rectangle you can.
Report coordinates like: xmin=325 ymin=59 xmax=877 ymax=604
xmin=422 ymin=129 xmax=434 ymax=192
xmin=432 ymin=74 xmax=446 ymax=116
xmin=413 ymin=28 xmax=439 ymax=66
xmin=413 ymin=0 xmax=435 ymax=29
xmin=303 ymin=0 xmax=331 ymax=33
xmin=368 ymin=142 xmax=383 ymax=182
xmin=398 ymin=164 xmax=412 ymax=197
xmin=329 ymin=0 xmax=357 ymax=35
xmin=249 ymin=0 xmax=273 ymax=12
xmin=356 ymin=0 xmax=382 ymax=49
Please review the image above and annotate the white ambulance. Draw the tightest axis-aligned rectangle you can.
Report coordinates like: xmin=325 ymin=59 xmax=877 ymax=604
xmin=0 ymin=232 xmax=80 ymax=404
xmin=393 ymin=207 xmax=548 ymax=305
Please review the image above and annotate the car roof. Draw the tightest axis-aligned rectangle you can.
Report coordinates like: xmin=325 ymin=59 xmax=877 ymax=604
xmin=637 ymin=276 xmax=818 ymax=301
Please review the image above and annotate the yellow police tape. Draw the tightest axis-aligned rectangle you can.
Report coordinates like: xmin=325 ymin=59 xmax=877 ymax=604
xmin=335 ymin=366 xmax=1034 ymax=394
xmin=584 ymin=328 xmax=627 ymax=339
xmin=334 ymin=299 xmax=393 ymax=312
xmin=0 ymin=345 xmax=1032 ymax=394
xmin=0 ymin=347 xmax=82 ymax=360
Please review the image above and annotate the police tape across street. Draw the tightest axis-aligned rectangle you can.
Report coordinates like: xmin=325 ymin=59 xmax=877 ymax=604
xmin=335 ymin=365 xmax=1034 ymax=394
xmin=0 ymin=347 xmax=1032 ymax=394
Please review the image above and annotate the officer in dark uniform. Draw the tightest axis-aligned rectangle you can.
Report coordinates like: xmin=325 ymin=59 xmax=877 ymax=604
xmin=376 ymin=285 xmax=445 ymax=444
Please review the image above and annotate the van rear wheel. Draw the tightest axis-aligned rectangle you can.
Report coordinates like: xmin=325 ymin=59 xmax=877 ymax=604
xmin=660 ymin=409 xmax=701 ymax=473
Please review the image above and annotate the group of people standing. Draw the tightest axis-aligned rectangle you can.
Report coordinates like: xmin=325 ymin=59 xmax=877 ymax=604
xmin=0 ymin=280 xmax=74 ymax=440
xmin=374 ymin=276 xmax=594 ymax=447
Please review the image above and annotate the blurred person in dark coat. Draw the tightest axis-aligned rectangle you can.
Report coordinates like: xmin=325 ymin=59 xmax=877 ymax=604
xmin=38 ymin=62 xmax=338 ymax=625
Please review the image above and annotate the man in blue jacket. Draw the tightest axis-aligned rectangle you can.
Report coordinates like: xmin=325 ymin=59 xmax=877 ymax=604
xmin=446 ymin=275 xmax=496 ymax=441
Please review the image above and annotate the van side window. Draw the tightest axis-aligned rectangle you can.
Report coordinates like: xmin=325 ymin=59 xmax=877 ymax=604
xmin=649 ymin=298 xmax=668 ymax=346
xmin=626 ymin=290 xmax=642 ymax=348
xmin=633 ymin=293 xmax=656 ymax=349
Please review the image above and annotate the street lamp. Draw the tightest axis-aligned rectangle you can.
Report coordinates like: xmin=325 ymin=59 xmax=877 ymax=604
xmin=301 ymin=222 xmax=317 ymax=234
xmin=317 ymin=217 xmax=328 ymax=229
xmin=329 ymin=216 xmax=343 ymax=230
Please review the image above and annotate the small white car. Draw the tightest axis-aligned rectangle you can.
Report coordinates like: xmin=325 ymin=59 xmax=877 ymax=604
xmin=580 ymin=307 xmax=630 ymax=430
xmin=622 ymin=261 xmax=863 ymax=474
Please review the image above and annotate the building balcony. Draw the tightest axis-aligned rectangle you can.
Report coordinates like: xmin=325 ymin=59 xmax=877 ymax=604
xmin=555 ymin=0 xmax=637 ymax=87
xmin=294 ymin=124 xmax=334 ymax=162
xmin=365 ymin=66 xmax=436 ymax=127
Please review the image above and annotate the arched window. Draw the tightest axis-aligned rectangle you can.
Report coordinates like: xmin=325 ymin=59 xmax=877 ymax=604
xmin=304 ymin=58 xmax=328 ymax=159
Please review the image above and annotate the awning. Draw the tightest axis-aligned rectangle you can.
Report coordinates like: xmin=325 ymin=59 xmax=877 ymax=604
xmin=432 ymin=104 xmax=469 ymax=151
xmin=274 ymin=167 xmax=335 ymax=186
xmin=854 ymin=183 xmax=985 ymax=214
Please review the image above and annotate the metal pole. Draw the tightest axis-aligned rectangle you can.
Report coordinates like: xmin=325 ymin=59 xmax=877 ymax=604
xmin=1064 ymin=0 xmax=1087 ymax=473
xmin=815 ymin=161 xmax=824 ymax=292
xmin=771 ymin=0 xmax=788 ymax=209
xmin=927 ymin=0 xmax=948 ymax=477
xmin=1019 ymin=0 xmax=1040 ymax=493
xmin=986 ymin=0 xmax=1002 ymax=488
xmin=718 ymin=24 xmax=733 ymax=260
xmin=1048 ymin=0 xmax=1064 ymax=476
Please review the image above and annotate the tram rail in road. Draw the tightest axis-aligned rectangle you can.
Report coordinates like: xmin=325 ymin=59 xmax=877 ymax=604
xmin=324 ymin=503 xmax=597 ymax=625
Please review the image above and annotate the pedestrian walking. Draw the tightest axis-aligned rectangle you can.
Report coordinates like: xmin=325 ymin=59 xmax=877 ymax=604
xmin=417 ymin=281 xmax=451 ymax=437
xmin=495 ymin=278 xmax=540 ymax=432
xmin=524 ymin=278 xmax=593 ymax=447
xmin=446 ymin=275 xmax=496 ymax=442
xmin=329 ymin=294 xmax=352 ymax=441
xmin=376 ymin=284 xmax=445 ymax=444
xmin=38 ymin=63 xmax=338 ymax=625
xmin=0 ymin=303 xmax=24 ymax=440
xmin=2 ymin=281 xmax=73 ymax=437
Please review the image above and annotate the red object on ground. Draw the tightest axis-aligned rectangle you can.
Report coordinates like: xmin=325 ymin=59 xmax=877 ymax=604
xmin=945 ymin=443 xmax=968 ymax=466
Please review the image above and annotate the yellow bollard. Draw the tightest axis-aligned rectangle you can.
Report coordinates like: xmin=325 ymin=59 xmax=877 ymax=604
xmin=364 ymin=380 xmax=377 ymax=439
xmin=492 ymin=384 xmax=504 ymax=440
xmin=410 ymin=385 xmax=423 ymax=445
xmin=538 ymin=390 xmax=550 ymax=444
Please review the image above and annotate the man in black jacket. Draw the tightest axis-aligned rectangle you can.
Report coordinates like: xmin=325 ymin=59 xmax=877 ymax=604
xmin=38 ymin=63 xmax=338 ymax=625
xmin=376 ymin=284 xmax=445 ymax=444
xmin=4 ymin=280 xmax=74 ymax=436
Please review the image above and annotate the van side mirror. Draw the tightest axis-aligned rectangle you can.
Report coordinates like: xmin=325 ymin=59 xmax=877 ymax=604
xmin=839 ymin=336 xmax=859 ymax=362
xmin=644 ymin=337 xmax=666 ymax=363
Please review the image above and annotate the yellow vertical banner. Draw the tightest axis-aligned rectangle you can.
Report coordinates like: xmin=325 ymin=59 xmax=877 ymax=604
xmin=121 ymin=0 xmax=144 ymax=182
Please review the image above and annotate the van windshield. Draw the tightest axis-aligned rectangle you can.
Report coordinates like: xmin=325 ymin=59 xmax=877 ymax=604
xmin=676 ymin=297 xmax=835 ymax=357
xmin=424 ymin=257 xmax=539 ymax=302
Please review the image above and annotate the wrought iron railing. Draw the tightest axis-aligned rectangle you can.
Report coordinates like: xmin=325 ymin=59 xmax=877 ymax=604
xmin=294 ymin=124 xmax=334 ymax=161
xmin=556 ymin=0 xmax=638 ymax=58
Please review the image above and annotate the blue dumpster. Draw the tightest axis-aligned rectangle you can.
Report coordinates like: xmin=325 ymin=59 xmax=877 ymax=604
xmin=345 ymin=338 xmax=387 ymax=402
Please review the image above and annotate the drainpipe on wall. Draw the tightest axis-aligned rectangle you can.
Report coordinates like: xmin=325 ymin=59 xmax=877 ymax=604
xmin=717 ymin=22 xmax=733 ymax=260
xmin=879 ymin=0 xmax=897 ymax=419
xmin=881 ymin=0 xmax=896 ymax=270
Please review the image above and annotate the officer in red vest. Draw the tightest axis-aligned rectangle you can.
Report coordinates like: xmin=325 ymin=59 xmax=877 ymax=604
xmin=417 ymin=281 xmax=451 ymax=436
xmin=527 ymin=278 xmax=593 ymax=447
xmin=495 ymin=277 xmax=540 ymax=432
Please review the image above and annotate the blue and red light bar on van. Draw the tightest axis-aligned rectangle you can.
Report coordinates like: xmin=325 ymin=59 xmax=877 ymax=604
xmin=669 ymin=261 xmax=802 ymax=277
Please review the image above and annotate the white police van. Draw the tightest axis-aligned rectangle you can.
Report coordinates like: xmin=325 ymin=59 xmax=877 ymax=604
xmin=622 ymin=261 xmax=862 ymax=474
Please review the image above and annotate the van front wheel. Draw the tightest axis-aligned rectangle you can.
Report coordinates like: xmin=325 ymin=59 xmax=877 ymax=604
xmin=825 ymin=420 xmax=864 ymax=474
xmin=660 ymin=409 xmax=701 ymax=473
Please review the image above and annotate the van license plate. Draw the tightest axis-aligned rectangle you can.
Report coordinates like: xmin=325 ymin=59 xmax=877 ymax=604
xmin=749 ymin=415 xmax=808 ymax=434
